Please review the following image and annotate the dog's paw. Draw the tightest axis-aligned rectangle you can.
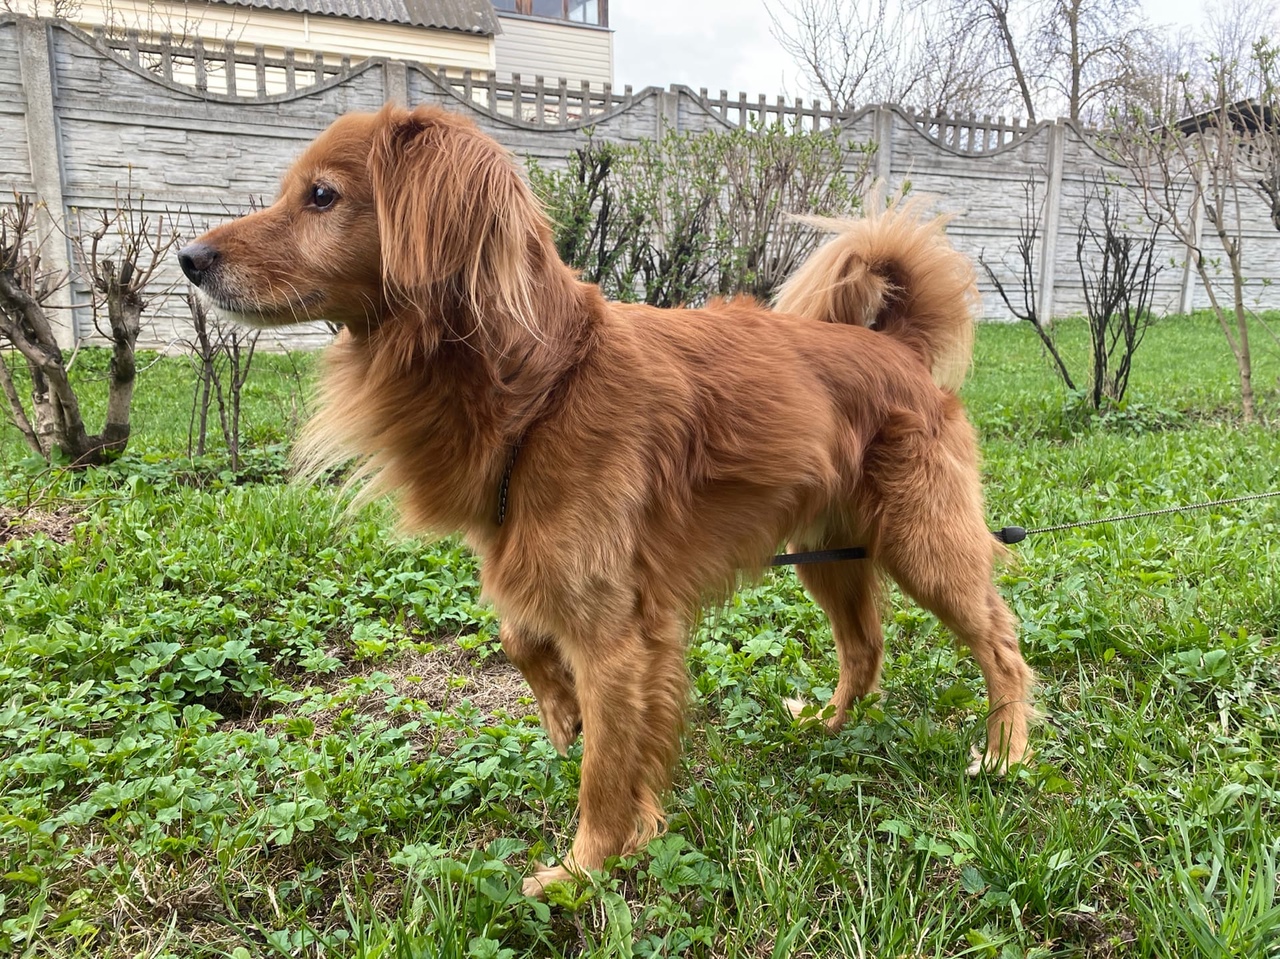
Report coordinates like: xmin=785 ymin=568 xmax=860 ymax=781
xmin=539 ymin=700 xmax=582 ymax=755
xmin=521 ymin=863 xmax=578 ymax=899
xmin=785 ymin=696 xmax=847 ymax=733
xmin=784 ymin=696 xmax=816 ymax=722
xmin=966 ymin=744 xmax=1031 ymax=776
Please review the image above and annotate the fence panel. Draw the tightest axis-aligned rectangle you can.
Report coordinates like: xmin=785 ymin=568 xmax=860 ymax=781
xmin=2 ymin=15 xmax=1275 ymax=349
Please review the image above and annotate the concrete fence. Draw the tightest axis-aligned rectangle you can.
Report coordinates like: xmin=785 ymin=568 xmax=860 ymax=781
xmin=3 ymin=14 xmax=1278 ymax=350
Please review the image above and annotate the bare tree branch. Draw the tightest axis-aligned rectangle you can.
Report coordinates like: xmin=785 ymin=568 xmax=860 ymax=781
xmin=1104 ymin=35 xmax=1265 ymax=421
xmin=770 ymin=0 xmax=1167 ymax=122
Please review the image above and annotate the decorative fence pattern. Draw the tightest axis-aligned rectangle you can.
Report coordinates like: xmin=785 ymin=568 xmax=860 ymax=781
xmin=909 ymin=110 xmax=1037 ymax=154
xmin=94 ymin=27 xmax=354 ymax=98
xmin=436 ymin=68 xmax=635 ymax=126
xmin=2 ymin=14 xmax=1278 ymax=351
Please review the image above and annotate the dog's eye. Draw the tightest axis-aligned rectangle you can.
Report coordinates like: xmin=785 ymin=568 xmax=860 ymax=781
xmin=308 ymin=184 xmax=338 ymax=210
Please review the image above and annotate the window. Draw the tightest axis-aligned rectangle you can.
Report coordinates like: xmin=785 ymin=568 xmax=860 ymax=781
xmin=495 ymin=0 xmax=607 ymax=26
xmin=567 ymin=0 xmax=599 ymax=23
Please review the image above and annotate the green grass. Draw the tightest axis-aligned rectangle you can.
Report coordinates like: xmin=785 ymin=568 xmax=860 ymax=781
xmin=2 ymin=314 xmax=1279 ymax=958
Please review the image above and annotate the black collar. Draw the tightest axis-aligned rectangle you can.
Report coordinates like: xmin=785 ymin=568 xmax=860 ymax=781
xmin=491 ymin=325 xmax=596 ymax=528
xmin=496 ymin=438 xmax=522 ymax=526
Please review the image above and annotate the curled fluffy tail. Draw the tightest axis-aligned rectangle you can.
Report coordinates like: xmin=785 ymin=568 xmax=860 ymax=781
xmin=773 ymin=197 xmax=979 ymax=392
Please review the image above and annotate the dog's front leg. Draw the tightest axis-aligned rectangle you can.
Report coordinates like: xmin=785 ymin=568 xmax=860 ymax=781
xmin=500 ymin=622 xmax=581 ymax=754
xmin=523 ymin=611 xmax=687 ymax=897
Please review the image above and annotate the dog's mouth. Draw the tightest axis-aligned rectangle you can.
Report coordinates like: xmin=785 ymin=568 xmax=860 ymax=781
xmin=199 ymin=286 xmax=327 ymax=328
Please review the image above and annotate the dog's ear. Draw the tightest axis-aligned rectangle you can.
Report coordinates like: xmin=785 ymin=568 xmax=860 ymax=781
xmin=368 ymin=105 xmax=542 ymax=321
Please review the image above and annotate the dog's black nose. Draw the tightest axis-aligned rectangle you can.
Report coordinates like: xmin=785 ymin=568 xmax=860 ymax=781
xmin=177 ymin=243 xmax=219 ymax=286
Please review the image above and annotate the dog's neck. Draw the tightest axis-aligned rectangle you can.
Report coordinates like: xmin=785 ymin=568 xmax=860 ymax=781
xmin=301 ymin=256 xmax=598 ymax=538
xmin=435 ymin=254 xmax=591 ymax=433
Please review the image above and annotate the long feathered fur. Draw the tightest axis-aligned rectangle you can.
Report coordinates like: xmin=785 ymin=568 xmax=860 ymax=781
xmin=180 ymin=105 xmax=1037 ymax=898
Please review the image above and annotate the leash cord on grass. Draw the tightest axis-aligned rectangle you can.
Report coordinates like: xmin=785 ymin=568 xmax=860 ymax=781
xmin=1019 ymin=489 xmax=1280 ymax=537
xmin=772 ymin=489 xmax=1280 ymax=564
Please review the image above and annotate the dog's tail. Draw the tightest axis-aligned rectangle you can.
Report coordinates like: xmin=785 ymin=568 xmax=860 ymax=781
xmin=773 ymin=197 xmax=979 ymax=392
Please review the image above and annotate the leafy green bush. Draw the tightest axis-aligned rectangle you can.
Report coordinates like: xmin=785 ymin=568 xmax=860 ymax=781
xmin=529 ymin=123 xmax=871 ymax=307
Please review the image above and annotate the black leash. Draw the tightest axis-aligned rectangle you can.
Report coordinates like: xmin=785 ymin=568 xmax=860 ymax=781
xmin=1009 ymin=489 xmax=1280 ymax=538
xmin=769 ymin=546 xmax=868 ymax=566
xmin=769 ymin=489 xmax=1280 ymax=566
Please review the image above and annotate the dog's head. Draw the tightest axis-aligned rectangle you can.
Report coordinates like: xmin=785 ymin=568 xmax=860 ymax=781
xmin=178 ymin=105 xmax=547 ymax=335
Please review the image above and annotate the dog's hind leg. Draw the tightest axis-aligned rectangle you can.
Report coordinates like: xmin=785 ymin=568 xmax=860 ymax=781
xmin=523 ymin=607 xmax=687 ymax=897
xmin=900 ymin=575 xmax=1033 ymax=774
xmin=500 ymin=622 xmax=581 ymax=754
xmin=870 ymin=405 xmax=1035 ymax=774
xmin=793 ymin=559 xmax=883 ymax=732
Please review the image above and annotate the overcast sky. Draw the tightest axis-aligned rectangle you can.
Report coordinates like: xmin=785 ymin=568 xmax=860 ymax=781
xmin=611 ymin=0 xmax=1219 ymax=105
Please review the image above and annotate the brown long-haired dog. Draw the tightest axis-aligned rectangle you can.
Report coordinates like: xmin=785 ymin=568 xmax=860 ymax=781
xmin=178 ymin=104 xmax=1035 ymax=896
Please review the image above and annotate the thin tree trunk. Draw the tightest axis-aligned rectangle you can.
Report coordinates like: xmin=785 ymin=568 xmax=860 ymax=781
xmin=100 ymin=297 xmax=140 ymax=456
xmin=1230 ymin=256 xmax=1256 ymax=422
xmin=1192 ymin=253 xmax=1253 ymax=423
xmin=992 ymin=3 xmax=1038 ymax=122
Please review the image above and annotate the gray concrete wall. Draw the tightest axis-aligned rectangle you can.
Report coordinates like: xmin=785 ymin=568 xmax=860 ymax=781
xmin=2 ymin=14 xmax=1277 ymax=350
xmin=0 ymin=23 xmax=35 ymax=195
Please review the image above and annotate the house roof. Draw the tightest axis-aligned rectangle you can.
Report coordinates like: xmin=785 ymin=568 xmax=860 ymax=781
xmin=207 ymin=0 xmax=501 ymax=35
xmin=1176 ymin=98 xmax=1275 ymax=136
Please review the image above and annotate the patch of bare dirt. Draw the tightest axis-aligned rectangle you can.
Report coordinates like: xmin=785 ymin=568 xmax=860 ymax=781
xmin=1059 ymin=909 xmax=1138 ymax=958
xmin=383 ymin=643 xmax=529 ymax=715
xmin=222 ymin=640 xmax=535 ymax=751
xmin=318 ymin=644 xmax=533 ymax=748
xmin=0 ymin=505 xmax=81 ymax=545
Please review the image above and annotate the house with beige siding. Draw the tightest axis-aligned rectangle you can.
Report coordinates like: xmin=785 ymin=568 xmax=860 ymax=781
xmin=492 ymin=0 xmax=611 ymax=86
xmin=14 ymin=0 xmax=613 ymax=86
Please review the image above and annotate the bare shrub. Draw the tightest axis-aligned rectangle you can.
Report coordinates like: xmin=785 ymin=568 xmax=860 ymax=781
xmin=0 ymin=189 xmax=178 ymax=465
xmin=1075 ymin=179 xmax=1163 ymax=408
xmin=980 ymin=177 xmax=1079 ymax=392
xmin=183 ymin=286 xmax=260 ymax=470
